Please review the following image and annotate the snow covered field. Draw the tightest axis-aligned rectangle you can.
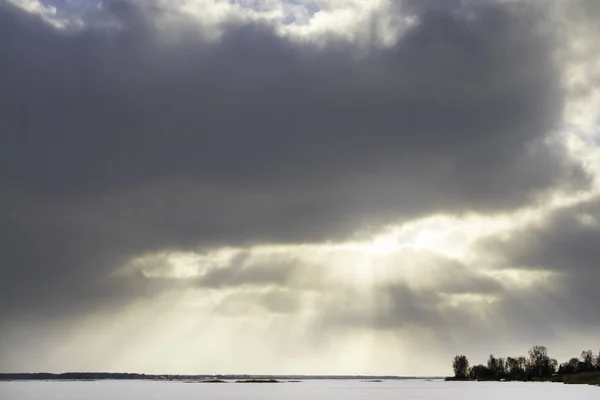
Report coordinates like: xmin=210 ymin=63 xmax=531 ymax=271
xmin=1 ymin=379 xmax=598 ymax=400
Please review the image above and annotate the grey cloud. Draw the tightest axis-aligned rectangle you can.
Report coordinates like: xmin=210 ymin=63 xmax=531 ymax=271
xmin=214 ymin=288 xmax=303 ymax=316
xmin=411 ymin=257 xmax=504 ymax=295
xmin=0 ymin=0 xmax=582 ymax=329
xmin=0 ymin=1 xmax=572 ymax=199
xmin=176 ymin=251 xmax=504 ymax=324
xmin=481 ymin=199 xmax=600 ymax=273
xmin=474 ymin=196 xmax=600 ymax=333
xmin=297 ymin=224 xmax=600 ymax=356
xmin=198 ymin=253 xmax=301 ymax=289
xmin=251 ymin=253 xmax=503 ymax=343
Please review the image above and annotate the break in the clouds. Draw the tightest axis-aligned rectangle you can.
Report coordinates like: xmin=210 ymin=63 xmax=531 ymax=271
xmin=0 ymin=0 xmax=599 ymax=375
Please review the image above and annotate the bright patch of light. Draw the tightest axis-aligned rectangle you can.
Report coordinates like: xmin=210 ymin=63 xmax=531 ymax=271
xmin=577 ymin=213 xmax=599 ymax=227
xmin=487 ymin=269 xmax=560 ymax=290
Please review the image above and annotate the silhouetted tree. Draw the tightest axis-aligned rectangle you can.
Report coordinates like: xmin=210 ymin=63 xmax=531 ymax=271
xmin=567 ymin=358 xmax=580 ymax=373
xmin=452 ymin=355 xmax=470 ymax=379
xmin=517 ymin=356 xmax=528 ymax=375
xmin=549 ymin=358 xmax=558 ymax=375
xmin=528 ymin=345 xmax=549 ymax=377
xmin=506 ymin=357 xmax=522 ymax=379
xmin=451 ymin=345 xmax=600 ymax=382
xmin=497 ymin=357 xmax=506 ymax=378
xmin=487 ymin=355 xmax=498 ymax=377
xmin=469 ymin=364 xmax=490 ymax=380
xmin=581 ymin=350 xmax=594 ymax=372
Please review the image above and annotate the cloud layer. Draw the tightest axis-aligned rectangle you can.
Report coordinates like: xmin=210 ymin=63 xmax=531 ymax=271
xmin=0 ymin=0 xmax=599 ymax=375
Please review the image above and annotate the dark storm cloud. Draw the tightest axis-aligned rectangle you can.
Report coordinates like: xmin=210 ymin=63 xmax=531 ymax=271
xmin=1 ymin=1 xmax=571 ymax=199
xmin=0 ymin=0 xmax=580 ymax=319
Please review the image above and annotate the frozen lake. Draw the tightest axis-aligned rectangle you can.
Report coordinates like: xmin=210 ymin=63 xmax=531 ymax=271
xmin=1 ymin=379 xmax=598 ymax=400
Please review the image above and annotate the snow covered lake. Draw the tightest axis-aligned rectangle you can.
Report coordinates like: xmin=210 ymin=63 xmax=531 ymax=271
xmin=1 ymin=379 xmax=598 ymax=400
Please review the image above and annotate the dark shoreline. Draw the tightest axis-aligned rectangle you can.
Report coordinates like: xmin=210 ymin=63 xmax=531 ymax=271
xmin=445 ymin=372 xmax=600 ymax=387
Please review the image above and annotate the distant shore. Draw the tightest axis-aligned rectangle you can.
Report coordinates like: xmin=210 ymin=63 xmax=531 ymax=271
xmin=0 ymin=373 xmax=436 ymax=382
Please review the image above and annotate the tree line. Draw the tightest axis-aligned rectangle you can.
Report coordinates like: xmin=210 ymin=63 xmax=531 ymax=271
xmin=452 ymin=346 xmax=600 ymax=381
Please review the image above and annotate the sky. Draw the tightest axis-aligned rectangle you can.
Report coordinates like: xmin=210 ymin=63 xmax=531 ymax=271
xmin=0 ymin=0 xmax=599 ymax=376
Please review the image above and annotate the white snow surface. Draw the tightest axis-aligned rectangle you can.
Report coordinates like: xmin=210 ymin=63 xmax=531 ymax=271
xmin=0 ymin=379 xmax=598 ymax=400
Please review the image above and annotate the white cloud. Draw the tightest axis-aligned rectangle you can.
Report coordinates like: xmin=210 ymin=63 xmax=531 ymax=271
xmin=17 ymin=0 xmax=415 ymax=47
xmin=8 ymin=0 xmax=65 ymax=26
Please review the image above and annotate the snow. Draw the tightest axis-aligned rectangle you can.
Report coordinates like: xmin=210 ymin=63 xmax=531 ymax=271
xmin=0 ymin=379 xmax=598 ymax=400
